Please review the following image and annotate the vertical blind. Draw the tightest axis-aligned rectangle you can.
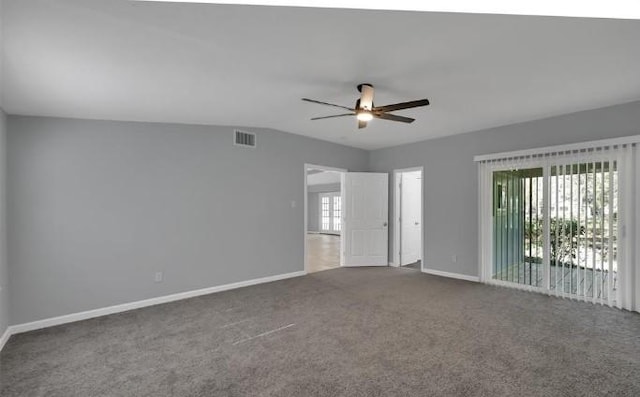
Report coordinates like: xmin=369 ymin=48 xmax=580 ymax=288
xmin=477 ymin=138 xmax=639 ymax=312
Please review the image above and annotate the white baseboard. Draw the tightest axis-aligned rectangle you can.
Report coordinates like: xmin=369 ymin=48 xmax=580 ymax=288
xmin=0 ymin=326 xmax=10 ymax=352
xmin=421 ymin=268 xmax=480 ymax=282
xmin=3 ymin=270 xmax=307 ymax=345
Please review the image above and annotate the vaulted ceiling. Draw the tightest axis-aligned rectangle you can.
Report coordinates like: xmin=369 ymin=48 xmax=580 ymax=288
xmin=3 ymin=1 xmax=640 ymax=149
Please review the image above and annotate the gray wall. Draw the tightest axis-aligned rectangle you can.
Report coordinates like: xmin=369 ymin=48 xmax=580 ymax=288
xmin=0 ymin=109 xmax=8 ymax=337
xmin=369 ymin=100 xmax=640 ymax=278
xmin=308 ymin=192 xmax=320 ymax=232
xmin=307 ymin=183 xmax=341 ymax=232
xmin=5 ymin=100 xmax=640 ymax=325
xmin=7 ymin=116 xmax=368 ymax=324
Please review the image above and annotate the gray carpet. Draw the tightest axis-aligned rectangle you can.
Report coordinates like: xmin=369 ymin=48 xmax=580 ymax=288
xmin=1 ymin=267 xmax=639 ymax=396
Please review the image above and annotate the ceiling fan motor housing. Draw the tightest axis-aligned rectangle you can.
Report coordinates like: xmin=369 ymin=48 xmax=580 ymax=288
xmin=356 ymin=83 xmax=373 ymax=93
xmin=357 ymin=83 xmax=375 ymax=112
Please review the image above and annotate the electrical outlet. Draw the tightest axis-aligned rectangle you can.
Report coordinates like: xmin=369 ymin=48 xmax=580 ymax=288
xmin=290 ymin=200 xmax=296 ymax=208
xmin=451 ymin=254 xmax=457 ymax=263
xmin=154 ymin=272 xmax=163 ymax=283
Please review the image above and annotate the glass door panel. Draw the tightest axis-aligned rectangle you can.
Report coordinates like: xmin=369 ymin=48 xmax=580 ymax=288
xmin=493 ymin=168 xmax=544 ymax=287
xmin=548 ymin=162 xmax=618 ymax=301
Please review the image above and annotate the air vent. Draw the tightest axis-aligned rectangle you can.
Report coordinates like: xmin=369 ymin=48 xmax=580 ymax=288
xmin=234 ymin=130 xmax=256 ymax=148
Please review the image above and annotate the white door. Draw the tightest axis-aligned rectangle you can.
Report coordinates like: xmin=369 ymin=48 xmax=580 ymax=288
xmin=342 ymin=173 xmax=389 ymax=266
xmin=400 ymin=171 xmax=422 ymax=265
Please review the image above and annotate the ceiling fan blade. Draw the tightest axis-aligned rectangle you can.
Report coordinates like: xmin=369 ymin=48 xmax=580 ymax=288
xmin=302 ymin=98 xmax=354 ymax=112
xmin=358 ymin=119 xmax=368 ymax=129
xmin=373 ymin=99 xmax=430 ymax=113
xmin=310 ymin=113 xmax=355 ymax=121
xmin=374 ymin=112 xmax=415 ymax=123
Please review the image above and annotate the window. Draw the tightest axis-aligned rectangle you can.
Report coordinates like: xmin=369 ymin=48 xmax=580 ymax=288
xmin=321 ymin=196 xmax=330 ymax=231
xmin=333 ymin=196 xmax=342 ymax=231
xmin=319 ymin=192 xmax=342 ymax=234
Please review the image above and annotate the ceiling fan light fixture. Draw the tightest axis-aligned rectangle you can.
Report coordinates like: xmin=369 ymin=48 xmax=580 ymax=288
xmin=356 ymin=111 xmax=373 ymax=122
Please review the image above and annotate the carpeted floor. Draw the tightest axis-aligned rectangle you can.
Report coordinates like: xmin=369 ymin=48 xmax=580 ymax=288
xmin=1 ymin=267 xmax=639 ymax=396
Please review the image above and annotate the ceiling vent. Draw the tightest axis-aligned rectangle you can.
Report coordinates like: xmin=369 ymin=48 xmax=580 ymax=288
xmin=234 ymin=130 xmax=256 ymax=148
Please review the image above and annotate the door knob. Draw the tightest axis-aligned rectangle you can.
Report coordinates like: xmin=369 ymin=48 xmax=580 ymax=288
xmin=415 ymin=222 xmax=420 ymax=225
xmin=383 ymin=222 xmax=388 ymax=227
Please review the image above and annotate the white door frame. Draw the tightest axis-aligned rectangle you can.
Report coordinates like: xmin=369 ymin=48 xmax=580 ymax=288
xmin=392 ymin=167 xmax=424 ymax=271
xmin=304 ymin=163 xmax=347 ymax=273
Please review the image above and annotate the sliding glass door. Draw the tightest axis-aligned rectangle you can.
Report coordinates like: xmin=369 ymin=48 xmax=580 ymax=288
xmin=487 ymin=157 xmax=620 ymax=304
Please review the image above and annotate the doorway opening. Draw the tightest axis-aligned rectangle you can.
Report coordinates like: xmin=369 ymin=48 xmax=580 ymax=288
xmin=305 ymin=164 xmax=346 ymax=273
xmin=393 ymin=167 xmax=424 ymax=271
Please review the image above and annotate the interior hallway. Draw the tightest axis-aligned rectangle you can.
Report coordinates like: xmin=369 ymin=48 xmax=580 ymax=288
xmin=307 ymin=233 xmax=340 ymax=273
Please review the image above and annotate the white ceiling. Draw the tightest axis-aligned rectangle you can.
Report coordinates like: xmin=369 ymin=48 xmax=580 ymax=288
xmin=138 ymin=0 xmax=640 ymax=20
xmin=3 ymin=1 xmax=640 ymax=150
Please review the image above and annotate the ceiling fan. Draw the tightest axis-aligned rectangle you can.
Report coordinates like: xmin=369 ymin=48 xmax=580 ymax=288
xmin=302 ymin=84 xmax=430 ymax=129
